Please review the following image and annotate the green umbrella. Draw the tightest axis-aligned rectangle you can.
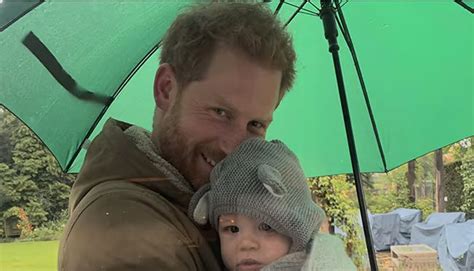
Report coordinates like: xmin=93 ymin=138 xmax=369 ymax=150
xmin=273 ymin=2 xmax=472 ymax=268
xmin=1 ymin=1 xmax=471 ymax=175
xmin=1 ymin=1 xmax=196 ymax=171
xmin=1 ymin=1 xmax=472 ymax=269
xmin=269 ymin=0 xmax=473 ymax=177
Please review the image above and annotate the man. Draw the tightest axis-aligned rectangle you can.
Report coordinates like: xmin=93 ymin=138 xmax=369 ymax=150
xmin=59 ymin=3 xmax=295 ymax=270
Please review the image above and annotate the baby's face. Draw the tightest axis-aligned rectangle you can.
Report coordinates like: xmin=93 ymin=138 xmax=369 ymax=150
xmin=218 ymin=214 xmax=291 ymax=271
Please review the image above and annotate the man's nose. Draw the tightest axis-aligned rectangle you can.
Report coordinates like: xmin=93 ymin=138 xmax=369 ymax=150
xmin=219 ymin=124 xmax=252 ymax=155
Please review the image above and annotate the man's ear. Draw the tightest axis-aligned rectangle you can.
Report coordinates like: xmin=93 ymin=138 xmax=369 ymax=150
xmin=154 ymin=63 xmax=178 ymax=112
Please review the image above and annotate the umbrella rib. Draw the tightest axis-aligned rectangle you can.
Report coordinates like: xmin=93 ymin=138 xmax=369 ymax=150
xmin=0 ymin=104 xmax=63 ymax=173
xmin=0 ymin=1 xmax=44 ymax=32
xmin=454 ymin=0 xmax=474 ymax=13
xmin=112 ymin=43 xmax=161 ymax=102
xmin=334 ymin=13 xmax=348 ymax=41
xmin=334 ymin=1 xmax=389 ymax=172
xmin=274 ymin=0 xmax=285 ymax=16
xmin=284 ymin=1 xmax=319 ymax=16
xmin=65 ymin=41 xmax=162 ymax=172
xmin=336 ymin=0 xmax=349 ymax=9
xmin=284 ymin=1 xmax=309 ymax=28
xmin=298 ymin=10 xmax=319 ymax=17
xmin=307 ymin=0 xmax=321 ymax=12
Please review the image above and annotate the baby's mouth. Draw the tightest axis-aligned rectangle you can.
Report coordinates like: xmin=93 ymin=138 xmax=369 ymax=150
xmin=236 ymin=258 xmax=263 ymax=271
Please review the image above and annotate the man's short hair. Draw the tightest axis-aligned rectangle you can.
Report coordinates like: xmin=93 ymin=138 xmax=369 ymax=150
xmin=160 ymin=2 xmax=296 ymax=98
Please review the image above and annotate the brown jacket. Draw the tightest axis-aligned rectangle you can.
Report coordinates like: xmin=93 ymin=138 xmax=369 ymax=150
xmin=58 ymin=119 xmax=222 ymax=271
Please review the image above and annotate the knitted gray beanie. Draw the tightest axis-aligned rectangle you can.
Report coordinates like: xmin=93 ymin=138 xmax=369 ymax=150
xmin=188 ymin=137 xmax=325 ymax=252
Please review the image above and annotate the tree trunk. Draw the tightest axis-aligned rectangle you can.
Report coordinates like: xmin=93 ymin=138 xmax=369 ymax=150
xmin=406 ymin=160 xmax=416 ymax=203
xmin=435 ymin=149 xmax=446 ymax=212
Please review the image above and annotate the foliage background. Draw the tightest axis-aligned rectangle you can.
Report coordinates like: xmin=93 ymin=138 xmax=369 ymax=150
xmin=309 ymin=137 xmax=472 ymax=270
xmin=364 ymin=139 xmax=472 ymax=221
xmin=1 ymin=105 xmax=472 ymax=271
xmin=0 ymin=107 xmax=73 ymax=238
xmin=310 ymin=175 xmax=367 ymax=269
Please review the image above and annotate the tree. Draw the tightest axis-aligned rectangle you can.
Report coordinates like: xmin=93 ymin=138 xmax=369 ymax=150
xmin=434 ymin=149 xmax=446 ymax=212
xmin=406 ymin=160 xmax=416 ymax=203
xmin=0 ymin=163 xmax=17 ymax=212
xmin=0 ymin=107 xmax=73 ymax=227
xmin=444 ymin=161 xmax=464 ymax=212
xmin=310 ymin=175 xmax=366 ymax=269
xmin=444 ymin=138 xmax=472 ymax=216
xmin=459 ymin=146 xmax=473 ymax=218
xmin=0 ymin=110 xmax=16 ymax=164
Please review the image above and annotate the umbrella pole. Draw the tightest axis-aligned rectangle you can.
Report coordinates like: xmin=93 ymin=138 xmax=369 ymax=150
xmin=320 ymin=1 xmax=378 ymax=270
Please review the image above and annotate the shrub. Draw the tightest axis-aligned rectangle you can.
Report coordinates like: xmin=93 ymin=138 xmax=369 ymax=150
xmin=3 ymin=207 xmax=32 ymax=238
xmin=23 ymin=209 xmax=68 ymax=242
xmin=414 ymin=198 xmax=435 ymax=221
xmin=309 ymin=175 xmax=367 ymax=269
xmin=459 ymin=148 xmax=473 ymax=219
xmin=444 ymin=161 xmax=464 ymax=212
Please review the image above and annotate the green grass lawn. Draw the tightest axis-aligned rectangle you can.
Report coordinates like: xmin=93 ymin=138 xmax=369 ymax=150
xmin=0 ymin=240 xmax=58 ymax=271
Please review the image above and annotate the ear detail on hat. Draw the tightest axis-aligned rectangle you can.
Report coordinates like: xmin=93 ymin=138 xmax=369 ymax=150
xmin=257 ymin=164 xmax=287 ymax=197
xmin=193 ymin=191 xmax=210 ymax=225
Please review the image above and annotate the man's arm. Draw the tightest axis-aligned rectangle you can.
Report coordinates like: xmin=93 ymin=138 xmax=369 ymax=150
xmin=59 ymin=193 xmax=204 ymax=271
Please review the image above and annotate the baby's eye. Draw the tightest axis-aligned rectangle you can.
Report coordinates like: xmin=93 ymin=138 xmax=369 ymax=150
xmin=258 ymin=223 xmax=274 ymax=232
xmin=224 ymin=225 xmax=239 ymax=233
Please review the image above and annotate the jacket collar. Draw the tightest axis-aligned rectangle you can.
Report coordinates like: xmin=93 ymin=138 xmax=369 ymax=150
xmin=71 ymin=118 xmax=194 ymax=212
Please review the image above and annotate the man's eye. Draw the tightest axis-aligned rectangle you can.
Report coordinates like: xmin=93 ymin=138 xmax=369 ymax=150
xmin=213 ymin=108 xmax=227 ymax=117
xmin=250 ymin=121 xmax=264 ymax=129
xmin=224 ymin=225 xmax=239 ymax=233
xmin=258 ymin=223 xmax=274 ymax=232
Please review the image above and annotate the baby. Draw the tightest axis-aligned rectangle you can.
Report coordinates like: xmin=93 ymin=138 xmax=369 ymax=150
xmin=189 ymin=138 xmax=328 ymax=270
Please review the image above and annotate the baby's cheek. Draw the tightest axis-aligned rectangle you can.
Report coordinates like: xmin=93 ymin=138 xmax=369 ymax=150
xmin=219 ymin=236 xmax=236 ymax=270
xmin=264 ymin=235 xmax=292 ymax=261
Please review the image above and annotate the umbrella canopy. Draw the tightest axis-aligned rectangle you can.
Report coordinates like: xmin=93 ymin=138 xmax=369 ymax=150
xmin=1 ymin=1 xmax=472 ymax=177
xmin=268 ymin=1 xmax=473 ymax=177
xmin=1 ymin=1 xmax=472 ymax=270
xmin=0 ymin=1 xmax=197 ymax=171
